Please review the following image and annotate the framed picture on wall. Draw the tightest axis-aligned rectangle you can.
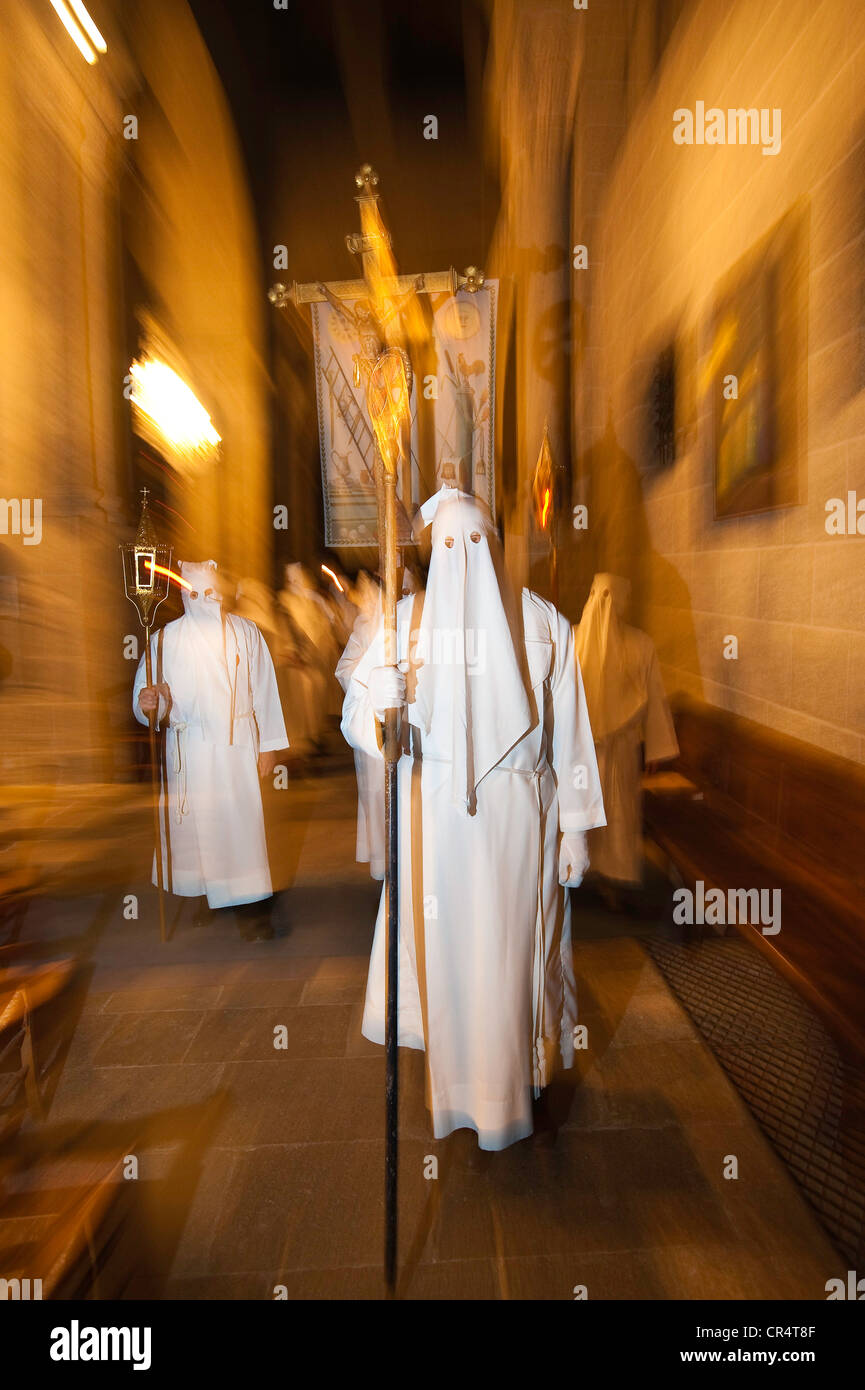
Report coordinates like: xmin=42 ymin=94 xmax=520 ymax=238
xmin=710 ymin=203 xmax=807 ymax=518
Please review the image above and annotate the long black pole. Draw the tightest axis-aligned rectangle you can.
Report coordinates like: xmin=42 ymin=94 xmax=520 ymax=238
xmin=383 ymin=711 xmax=399 ymax=1290
xmin=382 ymin=468 xmax=400 ymax=1294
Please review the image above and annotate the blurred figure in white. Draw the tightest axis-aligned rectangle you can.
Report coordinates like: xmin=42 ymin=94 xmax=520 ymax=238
xmin=401 ymin=562 xmax=422 ymax=597
xmin=277 ymin=562 xmax=339 ymax=749
xmin=235 ymin=577 xmax=306 ymax=772
xmin=335 ymin=570 xmax=385 ymax=879
xmin=234 ymin=577 xmax=281 ymax=657
xmin=133 ymin=561 xmax=288 ymax=940
xmin=341 ymin=487 xmax=605 ymax=1152
xmin=574 ymin=573 xmax=679 ymax=904
xmin=320 ymin=561 xmax=358 ymax=648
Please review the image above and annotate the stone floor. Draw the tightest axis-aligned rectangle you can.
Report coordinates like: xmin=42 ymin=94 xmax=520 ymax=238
xmin=4 ymin=753 xmax=844 ymax=1299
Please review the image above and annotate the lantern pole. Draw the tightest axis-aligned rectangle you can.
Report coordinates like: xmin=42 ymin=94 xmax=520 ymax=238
xmin=142 ymin=613 xmax=167 ymax=944
xmin=120 ymin=488 xmax=172 ymax=944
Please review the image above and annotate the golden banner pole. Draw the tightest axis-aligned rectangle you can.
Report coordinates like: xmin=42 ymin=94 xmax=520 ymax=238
xmin=268 ymin=164 xmax=485 ymax=1294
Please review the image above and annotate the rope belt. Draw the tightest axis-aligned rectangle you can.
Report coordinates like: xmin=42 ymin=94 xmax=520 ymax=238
xmin=171 ymin=723 xmax=189 ymax=824
xmin=412 ymin=756 xmax=551 ymax=1095
xmin=529 ymin=768 xmax=548 ymax=1098
xmin=169 ymin=712 xmax=255 ymax=825
xmin=398 ymin=742 xmax=553 ymax=1093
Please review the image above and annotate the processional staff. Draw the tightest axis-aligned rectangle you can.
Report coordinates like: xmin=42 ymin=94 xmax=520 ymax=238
xmin=119 ymin=489 xmax=173 ymax=944
xmin=268 ymin=164 xmax=483 ymax=1293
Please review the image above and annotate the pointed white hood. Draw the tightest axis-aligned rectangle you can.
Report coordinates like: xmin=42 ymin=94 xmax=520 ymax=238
xmin=412 ymin=486 xmax=532 ymax=814
xmin=177 ymin=560 xmax=232 ymax=739
xmin=574 ymin=572 xmax=643 ymax=740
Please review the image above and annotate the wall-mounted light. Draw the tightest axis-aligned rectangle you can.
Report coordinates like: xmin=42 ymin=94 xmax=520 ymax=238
xmin=129 ymin=357 xmax=221 ymax=470
xmin=48 ymin=0 xmax=107 ymax=65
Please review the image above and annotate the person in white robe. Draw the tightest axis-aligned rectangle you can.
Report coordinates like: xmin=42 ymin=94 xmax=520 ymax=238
xmin=133 ymin=560 xmax=288 ymax=940
xmin=335 ymin=572 xmax=385 ymax=879
xmin=235 ymin=576 xmax=310 ymax=770
xmin=341 ymin=487 xmax=605 ymax=1152
xmin=574 ymin=572 xmax=679 ymax=892
xmin=278 ymin=563 xmax=341 ymax=743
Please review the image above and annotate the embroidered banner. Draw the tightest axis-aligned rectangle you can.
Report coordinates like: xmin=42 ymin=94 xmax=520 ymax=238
xmin=312 ymin=282 xmax=497 ymax=547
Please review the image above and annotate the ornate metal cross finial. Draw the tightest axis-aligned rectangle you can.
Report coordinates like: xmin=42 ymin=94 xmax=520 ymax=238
xmin=354 ymin=163 xmax=379 ymax=193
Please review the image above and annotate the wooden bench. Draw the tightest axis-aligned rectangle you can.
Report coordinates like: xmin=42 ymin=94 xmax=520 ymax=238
xmin=0 ymin=960 xmax=77 ymax=1144
xmin=644 ymin=693 xmax=865 ymax=1069
xmin=0 ymin=1148 xmax=140 ymax=1299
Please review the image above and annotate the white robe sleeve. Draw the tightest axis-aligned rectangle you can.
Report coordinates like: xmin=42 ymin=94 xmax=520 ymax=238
xmin=250 ymin=622 xmax=289 ymax=752
xmin=549 ymin=609 xmax=606 ymax=832
xmin=340 ymin=620 xmax=386 ymax=760
xmin=335 ymin=612 xmax=375 ymax=694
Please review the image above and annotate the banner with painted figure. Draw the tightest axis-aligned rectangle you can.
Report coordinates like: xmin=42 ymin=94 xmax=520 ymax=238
xmin=312 ymin=281 xmax=497 ymax=547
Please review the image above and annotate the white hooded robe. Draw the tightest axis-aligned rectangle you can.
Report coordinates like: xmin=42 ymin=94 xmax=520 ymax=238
xmin=574 ymin=573 xmax=679 ymax=885
xmin=335 ymin=578 xmax=386 ymax=879
xmin=341 ymin=490 xmax=605 ymax=1150
xmin=132 ymin=561 xmax=288 ymax=909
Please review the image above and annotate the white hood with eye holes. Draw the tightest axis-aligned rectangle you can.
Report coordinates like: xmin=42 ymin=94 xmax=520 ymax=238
xmin=412 ymin=487 xmax=533 ymax=814
xmin=176 ymin=560 xmax=234 ymax=739
xmin=180 ymin=560 xmax=222 ymax=622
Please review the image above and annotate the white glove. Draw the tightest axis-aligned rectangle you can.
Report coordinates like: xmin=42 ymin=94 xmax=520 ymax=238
xmin=367 ymin=665 xmax=407 ymax=720
xmin=558 ymin=831 xmax=589 ymax=887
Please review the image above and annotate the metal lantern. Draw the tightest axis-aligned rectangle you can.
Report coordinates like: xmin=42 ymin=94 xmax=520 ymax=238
xmin=120 ymin=487 xmax=172 ymax=629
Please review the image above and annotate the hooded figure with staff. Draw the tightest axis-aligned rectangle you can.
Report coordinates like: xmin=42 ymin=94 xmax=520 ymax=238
xmin=341 ymin=486 xmax=606 ymax=1153
xmin=269 ymin=162 xmax=498 ymax=1287
xmin=132 ymin=558 xmax=288 ymax=941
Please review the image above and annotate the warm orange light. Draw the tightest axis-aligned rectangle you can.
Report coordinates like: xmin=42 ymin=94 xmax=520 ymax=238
xmin=129 ymin=358 xmax=221 ymax=453
xmin=540 ymin=488 xmax=551 ymax=529
xmin=321 ymin=564 xmax=344 ymax=594
xmin=145 ymin=558 xmax=193 ymax=592
xmin=357 ymin=197 xmax=425 ymax=350
xmin=67 ymin=1 xmax=107 ymax=53
xmin=49 ymin=0 xmax=96 ymax=63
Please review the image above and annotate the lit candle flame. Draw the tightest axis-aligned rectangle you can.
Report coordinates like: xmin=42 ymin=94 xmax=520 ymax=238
xmin=541 ymin=488 xmax=551 ymax=529
xmin=321 ymin=564 xmax=344 ymax=593
xmin=145 ymin=558 xmax=193 ymax=592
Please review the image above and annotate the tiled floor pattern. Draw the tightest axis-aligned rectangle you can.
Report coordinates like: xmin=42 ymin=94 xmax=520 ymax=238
xmin=5 ymin=762 xmax=845 ymax=1298
xmin=648 ymin=934 xmax=865 ymax=1268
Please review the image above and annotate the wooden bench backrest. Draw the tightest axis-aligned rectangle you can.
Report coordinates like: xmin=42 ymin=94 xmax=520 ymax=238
xmin=670 ymin=693 xmax=865 ymax=894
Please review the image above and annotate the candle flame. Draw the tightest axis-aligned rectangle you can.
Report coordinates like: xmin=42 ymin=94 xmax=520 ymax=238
xmin=146 ymin=558 xmax=193 ymax=592
xmin=321 ymin=564 xmax=344 ymax=593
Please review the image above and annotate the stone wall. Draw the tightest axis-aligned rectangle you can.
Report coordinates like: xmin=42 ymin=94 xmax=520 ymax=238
xmin=576 ymin=0 xmax=865 ymax=764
